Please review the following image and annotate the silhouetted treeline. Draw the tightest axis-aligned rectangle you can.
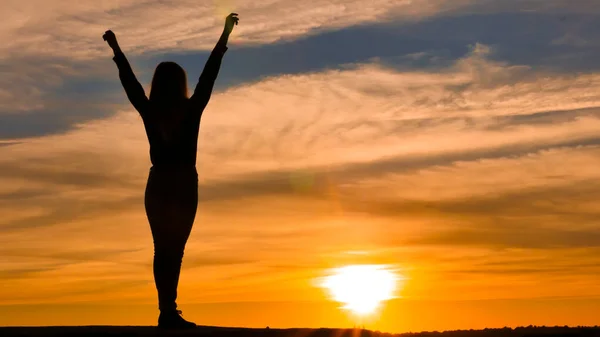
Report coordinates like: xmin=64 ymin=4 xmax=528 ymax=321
xmin=395 ymin=326 xmax=600 ymax=337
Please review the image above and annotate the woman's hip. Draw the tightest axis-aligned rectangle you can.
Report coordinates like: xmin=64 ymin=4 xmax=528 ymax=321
xmin=145 ymin=166 xmax=198 ymax=208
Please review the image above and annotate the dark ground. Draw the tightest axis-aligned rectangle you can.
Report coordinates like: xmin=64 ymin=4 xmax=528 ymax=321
xmin=0 ymin=326 xmax=599 ymax=337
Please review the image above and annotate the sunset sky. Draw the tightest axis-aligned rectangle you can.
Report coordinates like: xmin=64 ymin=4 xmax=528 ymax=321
xmin=1 ymin=0 xmax=600 ymax=332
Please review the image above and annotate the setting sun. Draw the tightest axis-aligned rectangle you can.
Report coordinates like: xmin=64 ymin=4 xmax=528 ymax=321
xmin=319 ymin=265 xmax=402 ymax=316
xmin=4 ymin=0 xmax=600 ymax=334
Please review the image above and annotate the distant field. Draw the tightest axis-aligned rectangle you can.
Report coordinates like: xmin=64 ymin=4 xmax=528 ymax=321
xmin=0 ymin=326 xmax=598 ymax=337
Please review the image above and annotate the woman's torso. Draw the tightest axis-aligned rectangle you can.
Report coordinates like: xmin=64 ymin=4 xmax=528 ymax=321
xmin=141 ymin=99 xmax=201 ymax=169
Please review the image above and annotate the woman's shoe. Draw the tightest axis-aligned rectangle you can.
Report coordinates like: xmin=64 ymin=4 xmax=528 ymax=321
xmin=158 ymin=310 xmax=197 ymax=329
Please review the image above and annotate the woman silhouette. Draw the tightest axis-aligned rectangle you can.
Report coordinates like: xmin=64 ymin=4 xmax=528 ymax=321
xmin=103 ymin=13 xmax=239 ymax=329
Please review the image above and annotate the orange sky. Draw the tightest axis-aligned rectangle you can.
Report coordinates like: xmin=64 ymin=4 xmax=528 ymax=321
xmin=1 ymin=0 xmax=600 ymax=332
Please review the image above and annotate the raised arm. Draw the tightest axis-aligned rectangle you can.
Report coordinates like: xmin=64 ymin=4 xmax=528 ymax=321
xmin=190 ymin=13 xmax=239 ymax=112
xmin=103 ymin=30 xmax=149 ymax=116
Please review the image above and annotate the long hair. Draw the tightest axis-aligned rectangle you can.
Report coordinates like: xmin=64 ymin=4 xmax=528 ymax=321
xmin=149 ymin=61 xmax=188 ymax=107
xmin=149 ymin=62 xmax=188 ymax=139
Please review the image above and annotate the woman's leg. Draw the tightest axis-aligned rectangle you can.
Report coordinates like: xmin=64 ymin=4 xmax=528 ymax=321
xmin=145 ymin=168 xmax=198 ymax=316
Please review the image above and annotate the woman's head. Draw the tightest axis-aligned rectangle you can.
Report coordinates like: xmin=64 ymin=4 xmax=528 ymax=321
xmin=149 ymin=62 xmax=188 ymax=103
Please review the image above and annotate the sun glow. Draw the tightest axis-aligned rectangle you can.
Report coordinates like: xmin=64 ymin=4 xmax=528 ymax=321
xmin=320 ymin=265 xmax=401 ymax=316
xmin=213 ymin=0 xmax=237 ymax=19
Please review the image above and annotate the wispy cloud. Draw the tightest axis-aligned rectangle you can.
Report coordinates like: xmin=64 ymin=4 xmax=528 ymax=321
xmin=2 ymin=42 xmax=600 ymax=306
xmin=2 ymin=2 xmax=600 ymax=328
xmin=0 ymin=0 xmax=476 ymax=60
xmin=0 ymin=0 xmax=478 ymax=139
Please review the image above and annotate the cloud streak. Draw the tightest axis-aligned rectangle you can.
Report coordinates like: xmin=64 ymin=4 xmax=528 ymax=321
xmin=2 ymin=1 xmax=600 ymax=326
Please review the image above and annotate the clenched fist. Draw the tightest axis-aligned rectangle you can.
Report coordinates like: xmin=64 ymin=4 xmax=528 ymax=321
xmin=102 ymin=30 xmax=120 ymax=51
